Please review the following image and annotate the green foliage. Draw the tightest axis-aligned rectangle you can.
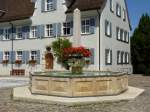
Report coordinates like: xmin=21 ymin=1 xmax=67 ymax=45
xmin=51 ymin=38 xmax=72 ymax=69
xmin=131 ymin=13 xmax=150 ymax=74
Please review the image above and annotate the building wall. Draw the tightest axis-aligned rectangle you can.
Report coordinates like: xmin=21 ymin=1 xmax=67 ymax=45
xmin=100 ymin=0 xmax=132 ymax=73
xmin=0 ymin=0 xmax=132 ymax=76
xmin=0 ymin=0 xmax=100 ymax=75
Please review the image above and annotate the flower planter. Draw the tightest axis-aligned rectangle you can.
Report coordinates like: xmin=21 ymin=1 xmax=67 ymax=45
xmin=2 ymin=60 xmax=9 ymax=64
xmin=28 ymin=60 xmax=37 ymax=65
xmin=71 ymin=66 xmax=83 ymax=74
xmin=15 ymin=60 xmax=22 ymax=65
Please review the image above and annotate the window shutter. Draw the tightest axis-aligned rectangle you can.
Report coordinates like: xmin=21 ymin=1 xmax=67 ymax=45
xmin=36 ymin=50 xmax=40 ymax=64
xmin=37 ymin=25 xmax=45 ymax=38
xmin=57 ymin=23 xmax=61 ymax=37
xmin=9 ymin=51 xmax=15 ymax=64
xmin=25 ymin=51 xmax=30 ymax=64
xmin=53 ymin=23 xmax=56 ymax=37
xmin=90 ymin=18 xmax=95 ymax=34
xmin=22 ymin=51 xmax=26 ymax=64
xmin=0 ymin=29 xmax=3 ymax=35
xmin=0 ymin=29 xmax=4 ymax=40
xmin=41 ymin=0 xmax=45 ymax=12
xmin=105 ymin=20 xmax=108 ymax=36
xmin=110 ymin=50 xmax=112 ymax=64
xmin=0 ymin=51 xmax=3 ymax=63
xmin=89 ymin=48 xmax=95 ymax=64
xmin=70 ymin=21 xmax=73 ymax=36
xmin=110 ymin=23 xmax=112 ymax=37
xmin=105 ymin=49 xmax=108 ymax=65
xmin=53 ymin=0 xmax=57 ymax=10
xmin=22 ymin=26 xmax=30 ymax=39
xmin=117 ymin=51 xmax=120 ymax=64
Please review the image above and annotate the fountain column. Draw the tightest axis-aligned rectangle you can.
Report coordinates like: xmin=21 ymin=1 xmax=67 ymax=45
xmin=73 ymin=8 xmax=81 ymax=47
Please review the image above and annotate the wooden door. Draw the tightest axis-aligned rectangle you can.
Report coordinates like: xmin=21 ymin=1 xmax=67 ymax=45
xmin=45 ymin=53 xmax=54 ymax=69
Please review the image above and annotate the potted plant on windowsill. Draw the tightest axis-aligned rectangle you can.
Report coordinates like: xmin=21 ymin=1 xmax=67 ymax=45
xmin=15 ymin=60 xmax=22 ymax=65
xmin=28 ymin=60 xmax=37 ymax=65
xmin=2 ymin=60 xmax=9 ymax=64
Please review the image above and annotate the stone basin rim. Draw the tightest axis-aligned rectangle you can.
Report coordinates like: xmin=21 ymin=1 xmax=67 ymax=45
xmin=31 ymin=71 xmax=127 ymax=78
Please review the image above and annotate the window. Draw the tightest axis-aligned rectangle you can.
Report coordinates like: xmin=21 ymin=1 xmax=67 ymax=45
xmin=116 ymin=4 xmax=121 ymax=17
xmin=127 ymin=32 xmax=129 ymax=43
xmin=30 ymin=51 xmax=37 ymax=60
xmin=63 ymin=22 xmax=72 ymax=36
xmin=123 ymin=8 xmax=126 ymax=21
xmin=126 ymin=53 xmax=129 ymax=64
xmin=16 ymin=27 xmax=22 ymax=39
xmin=120 ymin=29 xmax=123 ymax=41
xmin=105 ymin=49 xmax=112 ymax=65
xmin=4 ymin=51 xmax=9 ymax=60
xmin=110 ymin=0 xmax=114 ymax=12
xmin=124 ymin=31 xmax=127 ymax=42
xmin=116 ymin=27 xmax=120 ymax=40
xmin=31 ymin=26 xmax=38 ymax=38
xmin=81 ymin=19 xmax=90 ymax=34
xmin=46 ymin=24 xmax=53 ymax=37
xmin=45 ymin=0 xmax=54 ymax=11
xmin=105 ymin=20 xmax=112 ymax=37
xmin=16 ymin=51 xmax=23 ymax=60
xmin=117 ymin=51 xmax=121 ymax=64
xmin=3 ymin=28 xmax=10 ymax=40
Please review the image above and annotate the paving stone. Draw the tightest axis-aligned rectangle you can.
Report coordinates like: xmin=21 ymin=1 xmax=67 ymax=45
xmin=0 ymin=75 xmax=149 ymax=112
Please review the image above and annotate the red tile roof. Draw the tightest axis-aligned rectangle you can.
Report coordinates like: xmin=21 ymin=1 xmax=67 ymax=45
xmin=66 ymin=0 xmax=106 ymax=13
xmin=0 ymin=0 xmax=35 ymax=22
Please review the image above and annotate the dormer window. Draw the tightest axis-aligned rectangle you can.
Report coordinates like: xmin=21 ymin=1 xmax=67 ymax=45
xmin=42 ymin=0 xmax=57 ymax=12
xmin=46 ymin=0 xmax=53 ymax=11
xmin=116 ymin=3 xmax=121 ymax=17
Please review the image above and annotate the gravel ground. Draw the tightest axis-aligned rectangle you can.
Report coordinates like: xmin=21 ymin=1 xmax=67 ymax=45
xmin=0 ymin=75 xmax=149 ymax=112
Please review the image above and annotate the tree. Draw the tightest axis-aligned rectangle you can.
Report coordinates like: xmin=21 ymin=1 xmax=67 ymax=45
xmin=131 ymin=14 xmax=150 ymax=74
xmin=51 ymin=38 xmax=72 ymax=69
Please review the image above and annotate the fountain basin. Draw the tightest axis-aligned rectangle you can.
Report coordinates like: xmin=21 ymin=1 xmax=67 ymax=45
xmin=30 ymin=71 xmax=128 ymax=97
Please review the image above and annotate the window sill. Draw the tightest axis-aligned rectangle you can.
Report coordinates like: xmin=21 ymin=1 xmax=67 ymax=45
xmin=41 ymin=9 xmax=56 ymax=13
xmin=81 ymin=33 xmax=93 ymax=36
xmin=105 ymin=34 xmax=112 ymax=38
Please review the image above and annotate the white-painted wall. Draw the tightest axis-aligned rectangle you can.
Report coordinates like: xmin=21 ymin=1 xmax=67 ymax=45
xmin=0 ymin=0 xmax=132 ymax=76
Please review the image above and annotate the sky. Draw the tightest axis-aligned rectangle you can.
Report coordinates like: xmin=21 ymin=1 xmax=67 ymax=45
xmin=126 ymin=0 xmax=150 ymax=32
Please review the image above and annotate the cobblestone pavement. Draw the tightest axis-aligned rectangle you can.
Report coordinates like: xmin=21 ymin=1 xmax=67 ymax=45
xmin=0 ymin=75 xmax=149 ymax=112
xmin=0 ymin=77 xmax=28 ymax=88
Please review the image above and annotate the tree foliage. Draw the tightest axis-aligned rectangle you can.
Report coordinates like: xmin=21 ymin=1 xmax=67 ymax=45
xmin=51 ymin=38 xmax=72 ymax=69
xmin=131 ymin=14 xmax=150 ymax=74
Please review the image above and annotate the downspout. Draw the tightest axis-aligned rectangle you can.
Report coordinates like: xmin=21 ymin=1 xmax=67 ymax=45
xmin=9 ymin=22 xmax=14 ymax=76
xmin=97 ymin=10 xmax=101 ymax=71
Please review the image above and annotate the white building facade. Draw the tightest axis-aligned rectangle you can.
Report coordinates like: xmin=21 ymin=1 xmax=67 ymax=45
xmin=0 ymin=0 xmax=132 ymax=76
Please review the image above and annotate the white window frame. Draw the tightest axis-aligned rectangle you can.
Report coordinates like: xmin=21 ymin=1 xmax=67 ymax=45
xmin=45 ymin=24 xmax=53 ymax=37
xmin=117 ymin=27 xmax=121 ymax=40
xmin=3 ymin=28 xmax=10 ymax=40
xmin=31 ymin=26 xmax=38 ymax=38
xmin=63 ymin=22 xmax=71 ymax=36
xmin=117 ymin=51 xmax=121 ymax=64
xmin=126 ymin=53 xmax=129 ymax=64
xmin=30 ymin=50 xmax=37 ymax=60
xmin=16 ymin=27 xmax=23 ymax=39
xmin=3 ymin=51 xmax=9 ymax=60
xmin=16 ymin=51 xmax=23 ymax=60
xmin=81 ymin=18 xmax=90 ymax=34
xmin=106 ymin=49 xmax=112 ymax=65
xmin=105 ymin=20 xmax=111 ymax=37
xmin=45 ymin=0 xmax=54 ymax=11
xmin=116 ymin=3 xmax=121 ymax=17
xmin=123 ymin=8 xmax=126 ymax=21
